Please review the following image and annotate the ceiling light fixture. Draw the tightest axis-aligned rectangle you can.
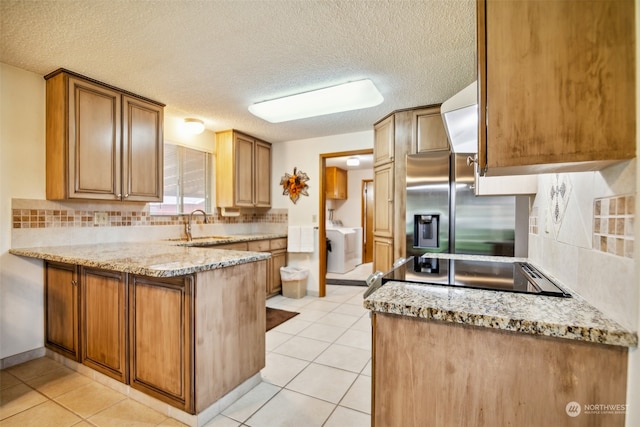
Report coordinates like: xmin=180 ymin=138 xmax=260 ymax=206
xmin=184 ymin=118 xmax=205 ymax=135
xmin=248 ymin=79 xmax=384 ymax=123
xmin=346 ymin=157 xmax=360 ymax=166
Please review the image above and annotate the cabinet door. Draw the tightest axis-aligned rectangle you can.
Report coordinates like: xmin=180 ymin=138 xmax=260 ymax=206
xmin=67 ymin=76 xmax=122 ymax=200
xmin=336 ymin=168 xmax=347 ymax=199
xmin=413 ymin=108 xmax=449 ymax=154
xmin=45 ymin=262 xmax=79 ymax=361
xmin=479 ymin=0 xmax=635 ymax=175
xmin=374 ymin=115 xmax=395 ymax=166
xmin=129 ymin=275 xmax=194 ymax=412
xmin=254 ymin=140 xmax=272 ymax=207
xmin=269 ymin=250 xmax=286 ymax=296
xmin=373 ymin=164 xmax=393 ymax=237
xmin=122 ymin=95 xmax=163 ymax=202
xmin=373 ymin=237 xmax=393 ymax=274
xmin=326 ymin=167 xmax=348 ymax=200
xmin=81 ymin=267 xmax=128 ymax=382
xmin=234 ymin=134 xmax=255 ymax=207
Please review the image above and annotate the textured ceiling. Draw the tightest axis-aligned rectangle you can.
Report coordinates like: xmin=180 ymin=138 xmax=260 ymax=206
xmin=0 ymin=0 xmax=476 ymax=143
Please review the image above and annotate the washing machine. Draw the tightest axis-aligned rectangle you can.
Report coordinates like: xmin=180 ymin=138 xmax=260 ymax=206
xmin=326 ymin=227 xmax=362 ymax=273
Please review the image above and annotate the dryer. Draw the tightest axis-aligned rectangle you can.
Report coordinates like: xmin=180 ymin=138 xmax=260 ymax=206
xmin=326 ymin=227 xmax=362 ymax=273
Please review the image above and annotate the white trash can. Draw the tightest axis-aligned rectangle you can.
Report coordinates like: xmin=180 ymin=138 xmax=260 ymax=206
xmin=280 ymin=267 xmax=309 ymax=299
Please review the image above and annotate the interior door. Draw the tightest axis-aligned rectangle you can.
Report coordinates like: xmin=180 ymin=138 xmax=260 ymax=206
xmin=363 ymin=180 xmax=374 ymax=263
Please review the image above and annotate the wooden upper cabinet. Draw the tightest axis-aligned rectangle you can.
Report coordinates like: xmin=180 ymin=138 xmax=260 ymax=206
xmin=374 ymin=114 xmax=395 ymax=166
xmin=254 ymin=140 xmax=272 ymax=207
xmin=216 ymin=130 xmax=272 ymax=210
xmin=478 ymin=0 xmax=635 ymax=176
xmin=411 ymin=106 xmax=449 ymax=154
xmin=122 ymin=96 xmax=163 ymax=201
xmin=45 ymin=69 xmax=164 ymax=201
xmin=326 ymin=166 xmax=348 ymax=200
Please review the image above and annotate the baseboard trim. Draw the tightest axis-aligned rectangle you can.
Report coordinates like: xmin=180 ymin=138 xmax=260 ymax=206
xmin=0 ymin=347 xmax=46 ymax=370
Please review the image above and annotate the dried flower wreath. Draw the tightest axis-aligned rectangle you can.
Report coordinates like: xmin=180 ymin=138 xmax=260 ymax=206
xmin=280 ymin=167 xmax=309 ymax=204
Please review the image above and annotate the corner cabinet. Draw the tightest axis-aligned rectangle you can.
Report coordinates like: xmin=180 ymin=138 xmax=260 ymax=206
xmin=478 ymin=0 xmax=635 ymax=176
xmin=216 ymin=130 xmax=272 ymax=210
xmin=45 ymin=69 xmax=164 ymax=201
xmin=325 ymin=166 xmax=348 ymax=200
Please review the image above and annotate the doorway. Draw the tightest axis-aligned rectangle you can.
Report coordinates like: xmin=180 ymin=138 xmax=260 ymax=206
xmin=318 ymin=149 xmax=373 ymax=297
xmin=362 ymin=179 xmax=374 ymax=263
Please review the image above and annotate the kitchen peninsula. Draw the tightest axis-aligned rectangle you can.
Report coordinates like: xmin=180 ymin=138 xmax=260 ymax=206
xmin=9 ymin=241 xmax=272 ymax=423
xmin=365 ymin=281 xmax=637 ymax=427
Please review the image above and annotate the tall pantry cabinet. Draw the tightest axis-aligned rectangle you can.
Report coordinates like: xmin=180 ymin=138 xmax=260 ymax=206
xmin=45 ymin=69 xmax=164 ymax=202
xmin=372 ymin=106 xmax=448 ymax=273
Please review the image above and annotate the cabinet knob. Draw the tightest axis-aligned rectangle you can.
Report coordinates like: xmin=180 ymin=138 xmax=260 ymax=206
xmin=124 ymin=194 xmax=129 ymax=198
xmin=466 ymin=155 xmax=477 ymax=167
xmin=71 ymin=280 xmax=77 ymax=286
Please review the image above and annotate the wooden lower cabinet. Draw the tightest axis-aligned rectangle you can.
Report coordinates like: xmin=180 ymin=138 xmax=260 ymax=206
xmin=44 ymin=258 xmax=266 ymax=415
xmin=373 ymin=237 xmax=393 ymax=273
xmin=372 ymin=313 xmax=629 ymax=427
xmin=129 ymin=274 xmax=195 ymax=412
xmin=216 ymin=237 xmax=286 ymax=297
xmin=194 ymin=261 xmax=266 ymax=412
xmin=269 ymin=249 xmax=286 ymax=296
xmin=81 ymin=267 xmax=127 ymax=382
xmin=44 ymin=262 xmax=80 ymax=361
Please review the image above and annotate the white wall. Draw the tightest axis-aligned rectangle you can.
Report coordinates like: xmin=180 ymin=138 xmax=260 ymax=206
xmin=0 ymin=63 xmax=216 ymax=361
xmin=0 ymin=63 xmax=47 ymax=359
xmin=272 ymin=131 xmax=374 ymax=295
xmin=330 ymin=168 xmax=373 ymax=228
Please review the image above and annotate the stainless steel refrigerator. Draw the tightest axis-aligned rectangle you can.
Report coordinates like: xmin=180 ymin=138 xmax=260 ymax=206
xmin=406 ymin=150 xmax=527 ymax=282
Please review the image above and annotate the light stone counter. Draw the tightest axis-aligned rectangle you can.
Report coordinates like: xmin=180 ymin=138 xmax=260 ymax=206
xmin=167 ymin=233 xmax=287 ymax=247
xmin=9 ymin=241 xmax=271 ymax=277
xmin=364 ymin=281 xmax=638 ymax=348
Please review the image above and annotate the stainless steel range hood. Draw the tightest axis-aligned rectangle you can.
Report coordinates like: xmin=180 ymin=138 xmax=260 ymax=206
xmin=440 ymin=81 xmax=477 ymax=154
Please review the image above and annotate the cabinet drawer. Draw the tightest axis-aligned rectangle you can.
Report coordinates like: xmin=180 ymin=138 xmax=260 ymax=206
xmin=248 ymin=240 xmax=270 ymax=252
xmin=270 ymin=238 xmax=287 ymax=250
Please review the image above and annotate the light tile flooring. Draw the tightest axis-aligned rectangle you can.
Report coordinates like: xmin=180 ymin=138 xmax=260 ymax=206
xmin=325 ymin=262 xmax=373 ymax=281
xmin=0 ymin=285 xmax=371 ymax=426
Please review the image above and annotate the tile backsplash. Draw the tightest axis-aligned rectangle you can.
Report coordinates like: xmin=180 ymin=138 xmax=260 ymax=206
xmin=593 ymin=195 xmax=635 ymax=258
xmin=12 ymin=199 xmax=287 ymax=229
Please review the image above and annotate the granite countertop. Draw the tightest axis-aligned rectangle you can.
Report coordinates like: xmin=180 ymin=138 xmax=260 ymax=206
xmin=9 ymin=240 xmax=273 ymax=278
xmin=167 ymin=233 xmax=287 ymax=247
xmin=364 ymin=281 xmax=638 ymax=348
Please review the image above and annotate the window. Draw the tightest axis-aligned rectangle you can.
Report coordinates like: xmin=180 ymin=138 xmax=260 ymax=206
xmin=150 ymin=143 xmax=212 ymax=215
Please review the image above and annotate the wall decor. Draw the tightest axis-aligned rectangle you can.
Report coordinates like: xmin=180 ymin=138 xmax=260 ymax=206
xmin=280 ymin=167 xmax=309 ymax=204
xmin=549 ymin=173 xmax=572 ymax=236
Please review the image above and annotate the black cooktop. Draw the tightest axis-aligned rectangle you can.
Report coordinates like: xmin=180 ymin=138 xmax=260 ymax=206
xmin=382 ymin=256 xmax=570 ymax=298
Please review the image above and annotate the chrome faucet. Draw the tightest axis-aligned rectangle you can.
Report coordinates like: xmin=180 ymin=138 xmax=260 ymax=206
xmin=186 ymin=209 xmax=208 ymax=241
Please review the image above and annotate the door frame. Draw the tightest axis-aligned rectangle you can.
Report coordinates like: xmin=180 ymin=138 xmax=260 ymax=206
xmin=318 ymin=148 xmax=373 ymax=297
xmin=361 ymin=179 xmax=374 ymax=264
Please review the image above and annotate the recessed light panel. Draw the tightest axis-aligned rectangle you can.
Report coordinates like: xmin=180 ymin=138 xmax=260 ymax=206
xmin=249 ymin=79 xmax=383 ymax=123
